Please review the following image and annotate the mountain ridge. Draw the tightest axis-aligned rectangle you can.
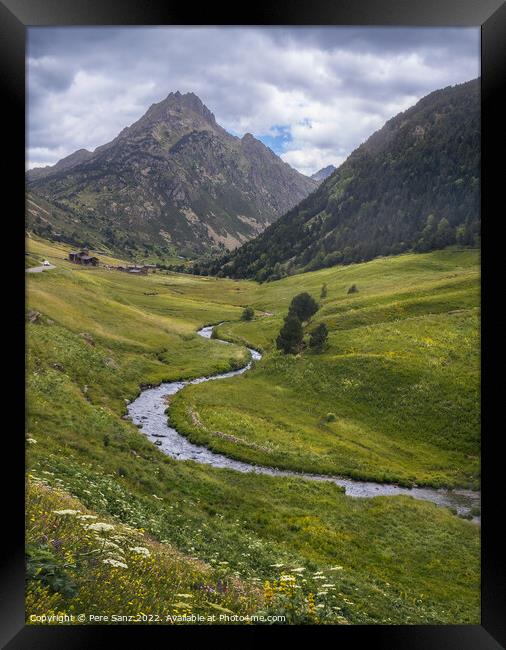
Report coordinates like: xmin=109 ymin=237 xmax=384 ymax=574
xmin=27 ymin=92 xmax=317 ymax=257
xmin=311 ymin=165 xmax=336 ymax=182
xmin=197 ymin=79 xmax=480 ymax=281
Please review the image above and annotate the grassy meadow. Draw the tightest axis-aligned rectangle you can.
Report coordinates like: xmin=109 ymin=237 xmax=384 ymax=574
xmin=26 ymin=238 xmax=480 ymax=624
xmin=172 ymin=249 xmax=480 ymax=488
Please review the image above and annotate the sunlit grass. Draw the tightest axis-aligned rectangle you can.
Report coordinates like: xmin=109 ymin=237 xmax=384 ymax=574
xmin=26 ymin=240 xmax=480 ymax=624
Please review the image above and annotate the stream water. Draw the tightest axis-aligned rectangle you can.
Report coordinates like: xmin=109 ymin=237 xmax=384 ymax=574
xmin=126 ymin=324 xmax=480 ymax=521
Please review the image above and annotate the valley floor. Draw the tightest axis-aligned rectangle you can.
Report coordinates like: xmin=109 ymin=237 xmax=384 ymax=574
xmin=26 ymin=237 xmax=480 ymax=624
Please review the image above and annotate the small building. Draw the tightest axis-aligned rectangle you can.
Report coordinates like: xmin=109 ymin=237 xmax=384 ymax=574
xmin=69 ymin=250 xmax=99 ymax=266
xmin=126 ymin=265 xmax=148 ymax=275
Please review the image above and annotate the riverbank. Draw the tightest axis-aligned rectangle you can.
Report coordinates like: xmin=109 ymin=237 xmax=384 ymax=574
xmin=127 ymin=324 xmax=480 ymax=521
xmin=26 ymin=239 xmax=480 ymax=624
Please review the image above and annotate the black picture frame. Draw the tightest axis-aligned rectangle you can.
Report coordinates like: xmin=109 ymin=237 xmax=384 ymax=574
xmin=2 ymin=0 xmax=504 ymax=647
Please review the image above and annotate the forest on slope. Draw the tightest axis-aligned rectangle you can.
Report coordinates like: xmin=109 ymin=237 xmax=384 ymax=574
xmin=196 ymin=79 xmax=479 ymax=281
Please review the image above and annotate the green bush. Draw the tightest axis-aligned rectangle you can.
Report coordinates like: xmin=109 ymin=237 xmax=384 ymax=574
xmin=241 ymin=306 xmax=254 ymax=321
xmin=309 ymin=323 xmax=329 ymax=351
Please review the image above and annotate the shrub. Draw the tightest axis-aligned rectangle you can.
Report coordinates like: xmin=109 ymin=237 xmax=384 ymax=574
xmin=325 ymin=413 xmax=336 ymax=422
xmin=241 ymin=306 xmax=254 ymax=321
xmin=347 ymin=284 xmax=359 ymax=294
xmin=309 ymin=323 xmax=328 ymax=352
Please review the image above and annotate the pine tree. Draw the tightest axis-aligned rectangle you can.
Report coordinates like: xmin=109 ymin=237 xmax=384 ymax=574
xmin=276 ymin=314 xmax=303 ymax=354
xmin=309 ymin=323 xmax=328 ymax=351
xmin=288 ymin=292 xmax=319 ymax=322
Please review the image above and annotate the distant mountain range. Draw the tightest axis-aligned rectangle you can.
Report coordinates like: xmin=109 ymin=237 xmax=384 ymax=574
xmin=26 ymin=92 xmax=317 ymax=257
xmin=311 ymin=165 xmax=336 ymax=182
xmin=197 ymin=79 xmax=479 ymax=281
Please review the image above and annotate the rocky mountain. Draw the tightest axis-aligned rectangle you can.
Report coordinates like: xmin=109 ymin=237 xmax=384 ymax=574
xmin=198 ymin=79 xmax=479 ymax=281
xmin=311 ymin=165 xmax=336 ymax=183
xmin=26 ymin=92 xmax=317 ymax=256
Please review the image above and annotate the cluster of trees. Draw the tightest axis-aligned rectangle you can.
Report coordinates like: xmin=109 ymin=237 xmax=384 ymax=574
xmin=276 ymin=292 xmax=328 ymax=354
xmin=196 ymin=79 xmax=480 ymax=282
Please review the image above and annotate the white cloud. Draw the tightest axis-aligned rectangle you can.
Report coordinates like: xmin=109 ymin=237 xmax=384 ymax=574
xmin=281 ymin=148 xmax=346 ymax=178
xmin=27 ymin=27 xmax=480 ymax=175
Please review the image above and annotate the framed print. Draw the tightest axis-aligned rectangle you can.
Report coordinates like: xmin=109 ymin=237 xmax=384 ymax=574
xmin=1 ymin=0 xmax=504 ymax=646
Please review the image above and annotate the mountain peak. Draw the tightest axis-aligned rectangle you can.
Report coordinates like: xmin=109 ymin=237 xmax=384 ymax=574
xmin=157 ymin=91 xmax=217 ymax=126
xmin=311 ymin=165 xmax=336 ymax=182
xmin=27 ymin=91 xmax=317 ymax=256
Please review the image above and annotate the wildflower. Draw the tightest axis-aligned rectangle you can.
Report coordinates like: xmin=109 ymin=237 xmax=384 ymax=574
xmin=130 ymin=546 xmax=151 ymax=557
xmin=53 ymin=509 xmax=80 ymax=516
xmin=292 ymin=567 xmax=305 ymax=572
xmin=270 ymin=563 xmax=284 ymax=568
xmin=103 ymin=558 xmax=128 ymax=569
xmin=329 ymin=566 xmax=343 ymax=571
xmin=78 ymin=515 xmax=97 ymax=520
xmin=88 ymin=522 xmax=114 ymax=532
xmin=174 ymin=594 xmax=193 ymax=598
xmin=206 ymin=603 xmax=234 ymax=614
xmin=307 ymin=593 xmax=316 ymax=617
xmin=263 ymin=580 xmax=274 ymax=605
xmin=27 ymin=438 xmax=37 ymax=444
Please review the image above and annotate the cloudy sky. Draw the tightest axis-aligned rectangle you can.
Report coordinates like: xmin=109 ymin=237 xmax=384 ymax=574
xmin=27 ymin=27 xmax=480 ymax=176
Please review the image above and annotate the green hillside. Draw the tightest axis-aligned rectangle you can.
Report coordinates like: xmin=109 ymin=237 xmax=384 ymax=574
xmin=173 ymin=248 xmax=480 ymax=488
xmin=26 ymin=239 xmax=479 ymax=624
xmin=199 ymin=79 xmax=479 ymax=281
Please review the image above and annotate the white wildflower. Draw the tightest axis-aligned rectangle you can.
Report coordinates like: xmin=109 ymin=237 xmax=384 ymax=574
xmin=130 ymin=546 xmax=150 ymax=557
xmin=102 ymin=558 xmax=128 ymax=569
xmin=27 ymin=438 xmax=37 ymax=444
xmin=88 ymin=522 xmax=114 ymax=532
xmin=53 ymin=509 xmax=80 ymax=516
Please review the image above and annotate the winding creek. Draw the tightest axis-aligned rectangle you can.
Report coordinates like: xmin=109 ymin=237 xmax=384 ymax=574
xmin=127 ymin=324 xmax=480 ymax=522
